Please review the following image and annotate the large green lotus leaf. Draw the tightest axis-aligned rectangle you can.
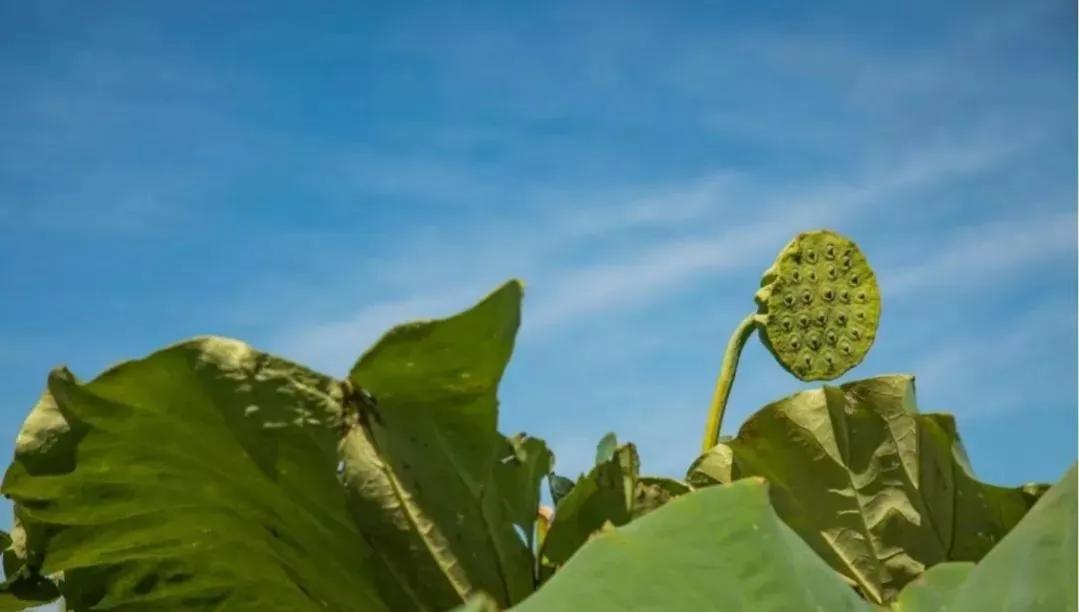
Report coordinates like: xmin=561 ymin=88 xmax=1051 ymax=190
xmin=889 ymin=562 xmax=973 ymax=611
xmin=514 ymin=477 xmax=870 ymax=611
xmin=943 ymin=463 xmax=1077 ymax=612
xmin=1 ymin=338 xmax=389 ymax=611
xmin=341 ymin=281 xmax=537 ymax=610
xmin=687 ymin=375 xmax=1046 ymax=604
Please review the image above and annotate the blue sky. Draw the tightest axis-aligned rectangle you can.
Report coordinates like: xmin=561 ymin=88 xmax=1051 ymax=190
xmin=1 ymin=0 xmax=1075 ymax=522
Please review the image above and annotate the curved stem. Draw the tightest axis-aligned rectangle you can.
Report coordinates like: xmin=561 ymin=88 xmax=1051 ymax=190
xmin=700 ymin=313 xmax=760 ymax=453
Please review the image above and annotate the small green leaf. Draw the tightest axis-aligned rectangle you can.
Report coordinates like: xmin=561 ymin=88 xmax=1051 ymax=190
xmin=515 ymin=478 xmax=869 ymax=611
xmin=541 ymin=443 xmax=638 ymax=567
xmin=890 ymin=562 xmax=973 ymax=611
xmin=593 ymin=433 xmax=617 ymax=465
xmin=547 ymin=474 xmax=575 ymax=507
xmin=493 ymin=434 xmax=553 ymax=550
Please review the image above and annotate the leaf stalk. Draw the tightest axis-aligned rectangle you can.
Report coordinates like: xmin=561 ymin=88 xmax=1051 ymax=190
xmin=700 ymin=313 xmax=760 ymax=453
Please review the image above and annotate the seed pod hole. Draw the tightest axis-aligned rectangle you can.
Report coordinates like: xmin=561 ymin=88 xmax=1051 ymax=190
xmin=849 ymin=274 xmax=860 ymax=286
xmin=790 ymin=337 xmax=801 ymax=351
xmin=784 ymin=294 xmax=795 ymax=307
xmin=808 ymin=335 xmax=821 ymax=350
xmin=840 ymin=343 xmax=852 ymax=355
xmin=826 ymin=330 xmax=838 ymax=344
xmin=792 ymin=270 xmax=801 ymax=282
xmin=805 ymin=249 xmax=818 ymax=263
xmin=827 ymin=265 xmax=838 ymax=280
xmin=855 ymin=311 xmax=866 ymax=321
xmin=836 ymin=313 xmax=848 ymax=326
xmin=823 ymin=288 xmax=835 ymax=301
xmin=815 ymin=312 xmax=827 ymax=326
xmin=839 ymin=289 xmax=850 ymax=303
xmin=841 ymin=255 xmax=852 ymax=269
xmin=800 ymin=290 xmax=813 ymax=305
xmin=808 ymin=269 xmax=818 ymax=282
xmin=824 ymin=353 xmax=835 ymax=368
xmin=781 ymin=318 xmax=793 ymax=332
xmin=825 ymin=244 xmax=835 ymax=259
xmin=802 ymin=354 xmax=813 ymax=368
xmin=798 ymin=314 xmax=810 ymax=328
xmin=857 ymin=292 xmax=867 ymax=303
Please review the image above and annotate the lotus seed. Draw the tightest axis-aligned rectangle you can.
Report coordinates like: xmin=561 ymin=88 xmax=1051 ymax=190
xmin=841 ymin=255 xmax=852 ymax=269
xmin=790 ymin=337 xmax=801 ymax=350
xmin=808 ymin=334 xmax=821 ymax=350
xmin=825 ymin=244 xmax=835 ymax=259
xmin=826 ymin=330 xmax=838 ymax=344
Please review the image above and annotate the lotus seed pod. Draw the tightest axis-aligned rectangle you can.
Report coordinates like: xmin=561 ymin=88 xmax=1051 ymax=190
xmin=753 ymin=229 xmax=881 ymax=381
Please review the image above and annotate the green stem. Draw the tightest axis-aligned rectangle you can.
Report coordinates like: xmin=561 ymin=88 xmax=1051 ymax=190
xmin=700 ymin=313 xmax=760 ymax=453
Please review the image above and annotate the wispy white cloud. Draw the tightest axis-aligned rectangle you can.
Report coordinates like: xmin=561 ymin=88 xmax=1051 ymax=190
xmin=333 ymin=150 xmax=508 ymax=203
xmin=883 ymin=211 xmax=1077 ymax=296
xmin=526 ymin=216 xmax=798 ymax=330
xmin=527 ymin=137 xmax=1020 ymax=330
xmin=909 ymin=297 xmax=1077 ymax=418
xmin=555 ymin=174 xmax=738 ymax=237
xmin=0 ymin=35 xmax=265 ymax=237
xmin=270 ymin=133 xmax=1028 ymax=369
